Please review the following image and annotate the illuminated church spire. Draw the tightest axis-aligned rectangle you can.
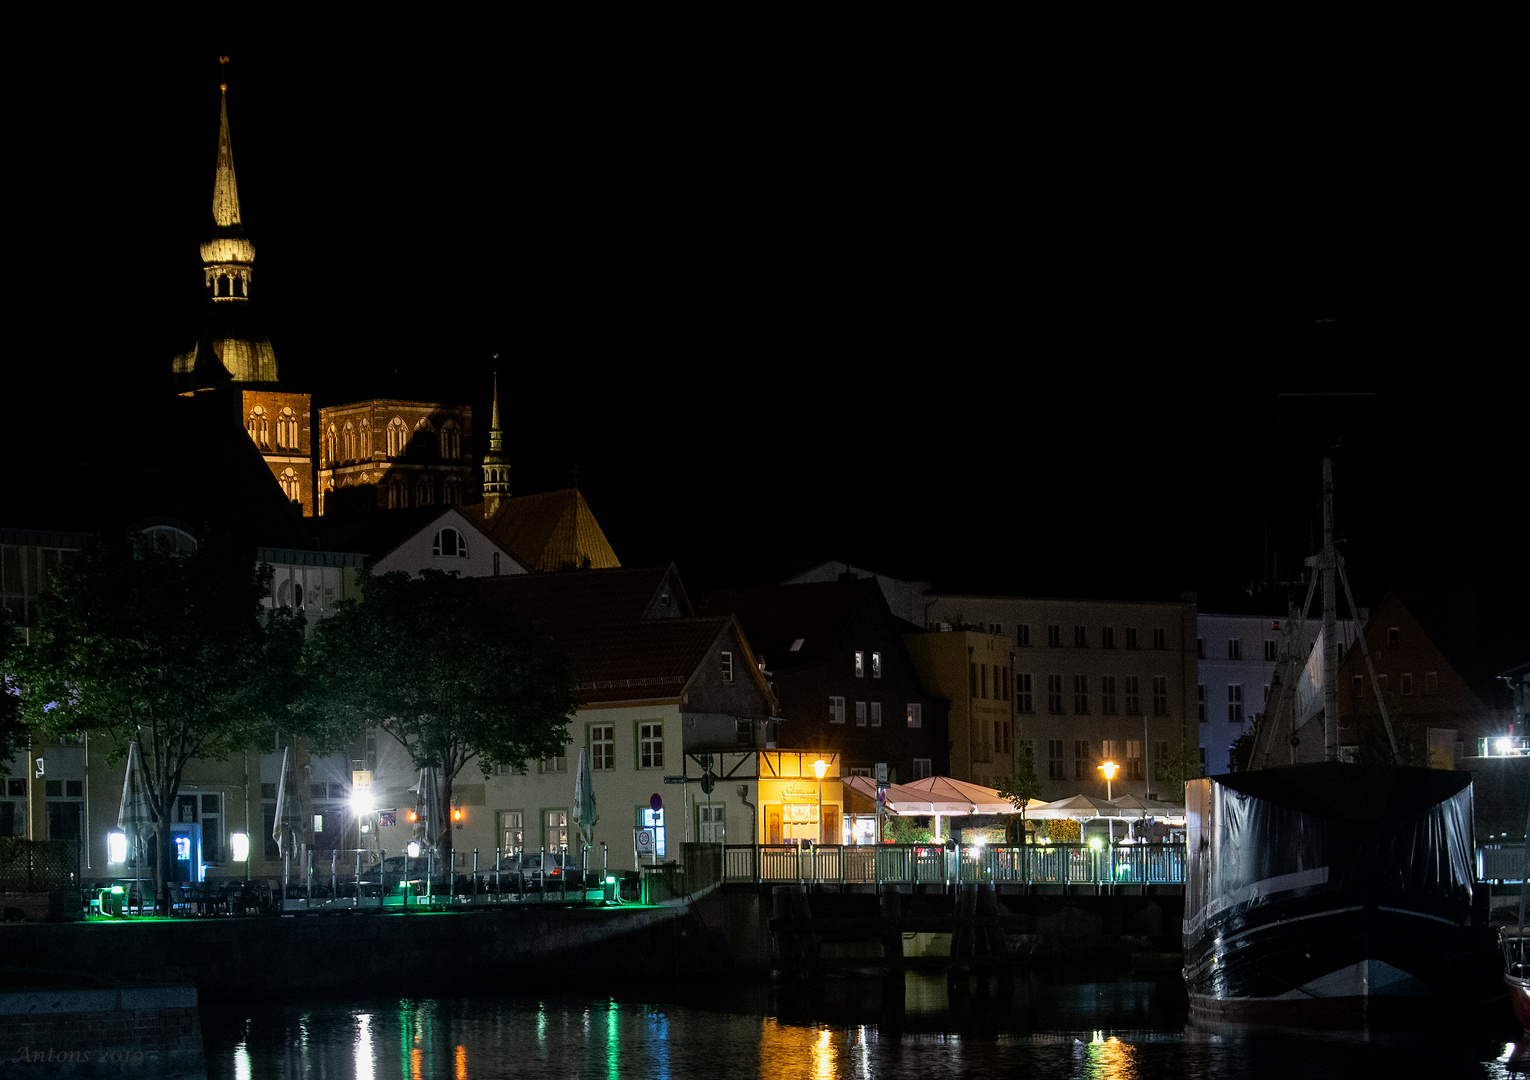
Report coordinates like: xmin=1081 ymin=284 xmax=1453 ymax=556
xmin=172 ymin=60 xmax=279 ymax=386
xmin=482 ymin=365 xmax=512 ymax=515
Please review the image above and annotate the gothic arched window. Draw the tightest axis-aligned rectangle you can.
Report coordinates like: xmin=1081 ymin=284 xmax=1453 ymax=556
xmin=387 ymin=417 xmax=408 ymax=458
xmin=324 ymin=425 xmax=338 ymax=465
xmin=440 ymin=420 xmax=461 ymax=460
xmin=246 ymin=407 xmax=269 ymax=450
xmin=433 ymin=527 xmax=467 ymax=558
xmin=443 ymin=476 xmax=462 ymax=506
xmin=416 ymin=477 xmax=434 ymax=506
xmin=279 ymin=468 xmax=301 ymax=503
xmin=342 ymin=423 xmax=356 ymax=462
xmin=388 ymin=475 xmax=408 ymax=509
xmin=277 ymin=408 xmax=298 ymax=450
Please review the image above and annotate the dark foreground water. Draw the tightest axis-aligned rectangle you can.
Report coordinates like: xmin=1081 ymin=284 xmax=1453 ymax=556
xmin=202 ymin=971 xmax=1527 ymax=1080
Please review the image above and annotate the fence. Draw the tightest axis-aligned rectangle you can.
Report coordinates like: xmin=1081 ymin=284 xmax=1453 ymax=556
xmin=1480 ymin=843 xmax=1527 ymax=883
xmin=722 ymin=842 xmax=1187 ymax=890
xmin=0 ymin=837 xmax=82 ymax=892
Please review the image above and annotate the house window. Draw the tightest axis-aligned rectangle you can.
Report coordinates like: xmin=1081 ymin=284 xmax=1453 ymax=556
xmin=1074 ymin=626 xmax=1087 ymax=648
xmin=1016 ymin=673 xmax=1033 ymax=713
xmin=1228 ymin=685 xmax=1243 ymax=723
xmin=721 ymin=651 xmax=734 ymax=682
xmin=911 ymin=759 xmax=933 ymax=781
xmin=499 ymin=811 xmax=524 ymax=857
xmin=1401 ymin=672 xmax=1413 ymax=696
xmin=1353 ymin=675 xmax=1364 ymax=698
xmin=1048 ymin=625 xmax=1062 ymax=647
xmin=1125 ymin=628 xmax=1138 ymax=650
xmin=590 ymin=724 xmax=614 ymax=771
xmin=1378 ymin=674 xmax=1388 ymax=694
xmin=1100 ymin=675 xmax=1117 ymax=715
xmin=854 ymin=651 xmax=865 ymax=677
xmin=1073 ymin=675 xmax=1088 ymax=714
xmin=1124 ymin=676 xmax=1140 ymax=714
xmin=1264 ymin=640 xmax=1278 ymax=661
xmin=1153 ymin=741 xmax=1170 ymax=781
xmin=872 ymin=652 xmax=882 ymax=678
xmin=1101 ymin=627 xmax=1114 ymax=649
xmin=1125 ymin=740 xmax=1143 ymax=781
xmin=829 ymin=697 xmax=846 ymax=724
xmin=544 ymin=809 xmax=569 ymax=853
xmin=639 ymin=722 xmax=664 ymax=769
xmin=1074 ymin=740 xmax=1091 ymax=781
xmin=1198 ymin=684 xmax=1206 ymax=721
xmin=981 ymin=665 xmax=988 ymax=699
xmin=1017 ymin=625 xmax=1030 ymax=647
xmin=1196 ymin=637 xmax=1205 ymax=659
xmin=1047 ymin=674 xmax=1064 ymax=714
xmin=870 ymin=702 xmax=882 ymax=727
xmin=637 ymin=807 xmax=665 ymax=857
xmin=1387 ymin=627 xmax=1399 ymax=648
xmin=1048 ymin=739 xmax=1065 ymax=779
xmin=1153 ymin=628 xmax=1167 ymax=650
xmin=906 ymin=703 xmax=922 ymax=728
xmin=200 ymin=793 xmax=224 ymax=863
xmin=1424 ymin=671 xmax=1438 ymax=695
xmin=540 ymin=752 xmax=567 ymax=774
xmin=433 ymin=527 xmax=468 ymax=557
xmin=698 ymin=803 xmax=724 ymax=843
xmin=1228 ymin=638 xmax=1242 ymax=660
xmin=1153 ymin=676 xmax=1169 ymax=716
xmin=969 ymin=663 xmax=978 ymax=698
xmin=855 ymin=701 xmax=868 ymax=727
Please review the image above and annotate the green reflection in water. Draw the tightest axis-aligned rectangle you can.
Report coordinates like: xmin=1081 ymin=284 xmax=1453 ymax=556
xmin=606 ymin=999 xmax=620 ymax=1080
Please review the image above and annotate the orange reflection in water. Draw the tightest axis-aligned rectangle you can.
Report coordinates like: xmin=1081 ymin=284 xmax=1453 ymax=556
xmin=758 ymin=1017 xmax=843 ymax=1080
xmin=1078 ymin=1032 xmax=1137 ymax=1080
xmin=455 ymin=1044 xmax=467 ymax=1080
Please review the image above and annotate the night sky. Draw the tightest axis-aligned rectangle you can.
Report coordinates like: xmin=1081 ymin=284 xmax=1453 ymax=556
xmin=15 ymin=40 xmax=1523 ymax=656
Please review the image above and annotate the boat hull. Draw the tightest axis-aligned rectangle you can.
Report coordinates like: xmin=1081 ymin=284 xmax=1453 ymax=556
xmin=1182 ymin=764 xmax=1487 ymax=1026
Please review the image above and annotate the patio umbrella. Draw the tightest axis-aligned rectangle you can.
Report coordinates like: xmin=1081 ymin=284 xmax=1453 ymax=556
xmin=117 ymin=740 xmax=153 ymax=902
xmin=271 ymin=745 xmax=309 ymax=857
xmin=573 ymin=747 xmax=598 ymax=883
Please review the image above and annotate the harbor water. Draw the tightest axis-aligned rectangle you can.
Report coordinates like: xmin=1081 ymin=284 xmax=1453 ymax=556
xmin=201 ymin=969 xmax=1526 ymax=1080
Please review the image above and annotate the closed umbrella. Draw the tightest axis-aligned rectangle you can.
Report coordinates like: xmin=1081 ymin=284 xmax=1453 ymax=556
xmin=573 ymin=747 xmax=598 ymax=887
xmin=117 ymin=740 xmax=153 ymax=911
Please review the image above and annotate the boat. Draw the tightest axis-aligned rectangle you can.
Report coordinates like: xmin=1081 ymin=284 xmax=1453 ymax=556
xmin=1183 ymin=456 xmax=1495 ymax=1024
xmin=1504 ymin=801 xmax=1530 ymax=1033
xmin=1183 ymin=762 xmax=1484 ymax=1023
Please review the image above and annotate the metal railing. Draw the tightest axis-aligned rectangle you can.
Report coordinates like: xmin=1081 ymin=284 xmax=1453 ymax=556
xmin=723 ymin=843 xmax=1187 ymax=889
xmin=1480 ymin=843 xmax=1527 ymax=883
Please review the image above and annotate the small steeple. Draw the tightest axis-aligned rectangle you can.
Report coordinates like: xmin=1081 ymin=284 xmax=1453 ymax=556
xmin=200 ymin=61 xmax=256 ymax=304
xmin=482 ymin=364 xmax=512 ymax=515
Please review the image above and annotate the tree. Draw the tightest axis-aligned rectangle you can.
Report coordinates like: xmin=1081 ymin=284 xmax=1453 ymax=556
xmin=0 ymin=606 xmax=26 ymax=774
xmin=11 ymin=537 xmax=303 ymax=911
xmin=996 ymin=756 xmax=1044 ymax=846
xmin=295 ymin=570 xmax=576 ymax=874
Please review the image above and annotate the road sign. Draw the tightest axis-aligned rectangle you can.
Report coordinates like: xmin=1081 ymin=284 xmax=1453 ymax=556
xmin=663 ymin=776 xmax=689 ymax=785
xmin=650 ymin=793 xmax=663 ymax=812
xmin=701 ymin=773 xmax=716 ymax=795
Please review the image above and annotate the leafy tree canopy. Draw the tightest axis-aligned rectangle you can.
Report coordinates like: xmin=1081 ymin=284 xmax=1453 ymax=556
xmin=0 ymin=606 xmax=26 ymax=774
xmin=294 ymin=570 xmax=577 ymax=859
xmin=9 ymin=537 xmax=303 ymax=902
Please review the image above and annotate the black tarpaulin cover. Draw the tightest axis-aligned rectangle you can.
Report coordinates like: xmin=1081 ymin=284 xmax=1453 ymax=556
xmin=1185 ymin=763 xmax=1476 ymax=931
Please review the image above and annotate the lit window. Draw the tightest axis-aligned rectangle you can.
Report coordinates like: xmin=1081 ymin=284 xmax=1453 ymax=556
xmin=906 ymin=703 xmax=921 ymax=728
xmin=854 ymin=651 xmax=865 ymax=677
xmin=871 ymin=652 xmax=881 ymax=678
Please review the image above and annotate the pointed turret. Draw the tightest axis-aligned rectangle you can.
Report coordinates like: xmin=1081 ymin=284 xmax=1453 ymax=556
xmin=482 ymin=368 xmax=512 ymax=515
xmin=172 ymin=71 xmax=279 ymax=387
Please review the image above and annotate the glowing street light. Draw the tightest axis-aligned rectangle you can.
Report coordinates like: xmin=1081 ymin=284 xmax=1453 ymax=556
xmin=812 ymin=758 xmax=829 ymax=845
xmin=1098 ymin=760 xmax=1117 ymax=801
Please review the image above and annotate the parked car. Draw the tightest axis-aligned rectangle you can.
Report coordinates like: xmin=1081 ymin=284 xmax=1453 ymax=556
xmin=494 ymin=851 xmax=583 ymax=892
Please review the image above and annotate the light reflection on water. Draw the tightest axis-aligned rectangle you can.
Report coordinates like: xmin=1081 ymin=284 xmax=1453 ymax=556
xmin=200 ymin=972 xmax=1524 ymax=1080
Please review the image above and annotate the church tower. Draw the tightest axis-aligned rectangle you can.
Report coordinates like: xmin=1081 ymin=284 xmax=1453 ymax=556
xmin=481 ymin=370 xmax=511 ymax=516
xmin=171 ymin=67 xmax=314 ymax=515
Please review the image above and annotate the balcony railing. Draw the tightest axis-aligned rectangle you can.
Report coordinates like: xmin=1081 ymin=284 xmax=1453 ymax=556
xmin=722 ymin=842 xmax=1186 ymax=890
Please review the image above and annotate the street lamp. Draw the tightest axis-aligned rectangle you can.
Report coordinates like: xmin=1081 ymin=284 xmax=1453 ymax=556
xmin=812 ymin=759 xmax=829 ymax=845
xmin=1098 ymin=760 xmax=1117 ymax=801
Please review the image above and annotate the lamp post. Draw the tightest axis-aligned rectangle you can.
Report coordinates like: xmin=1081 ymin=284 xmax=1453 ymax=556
xmin=1098 ymin=760 xmax=1118 ymax=853
xmin=812 ymin=759 xmax=829 ymax=845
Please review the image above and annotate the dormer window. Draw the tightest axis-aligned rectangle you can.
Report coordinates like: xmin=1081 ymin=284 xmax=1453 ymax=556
xmin=433 ymin=527 xmax=467 ymax=557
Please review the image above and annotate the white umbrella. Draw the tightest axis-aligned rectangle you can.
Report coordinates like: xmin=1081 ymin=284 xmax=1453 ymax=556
xmin=573 ymin=747 xmax=598 ymax=887
xmin=271 ymin=745 xmax=310 ymax=857
xmin=117 ymin=741 xmax=153 ymax=904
